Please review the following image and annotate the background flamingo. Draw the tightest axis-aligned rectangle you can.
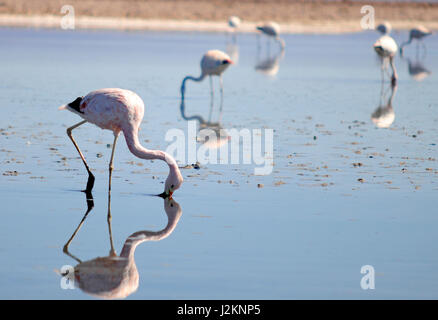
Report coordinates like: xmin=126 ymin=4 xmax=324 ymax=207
xmin=400 ymin=26 xmax=432 ymax=54
xmin=59 ymin=88 xmax=183 ymax=197
xmin=180 ymin=50 xmax=233 ymax=109
xmin=228 ymin=16 xmax=241 ymax=43
xmin=256 ymin=22 xmax=285 ymax=50
xmin=374 ymin=35 xmax=399 ymax=86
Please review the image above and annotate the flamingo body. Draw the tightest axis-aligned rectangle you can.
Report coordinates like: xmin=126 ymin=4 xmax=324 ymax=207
xmin=228 ymin=16 xmax=241 ymax=29
xmin=256 ymin=21 xmax=285 ymax=49
xmin=200 ymin=50 xmax=233 ymax=76
xmin=400 ymin=25 xmax=432 ymax=54
xmin=409 ymin=25 xmax=432 ymax=40
xmin=180 ymin=50 xmax=233 ymax=101
xmin=257 ymin=22 xmax=280 ymax=38
xmin=60 ymin=88 xmax=183 ymax=196
xmin=374 ymin=35 xmax=398 ymax=85
xmin=65 ymin=88 xmax=144 ymax=134
xmin=374 ymin=35 xmax=398 ymax=57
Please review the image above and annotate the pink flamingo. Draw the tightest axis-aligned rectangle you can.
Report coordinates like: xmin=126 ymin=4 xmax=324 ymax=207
xmin=59 ymin=88 xmax=183 ymax=197
xmin=180 ymin=50 xmax=233 ymax=108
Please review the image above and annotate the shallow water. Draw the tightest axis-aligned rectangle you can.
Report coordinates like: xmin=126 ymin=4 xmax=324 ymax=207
xmin=0 ymin=27 xmax=438 ymax=299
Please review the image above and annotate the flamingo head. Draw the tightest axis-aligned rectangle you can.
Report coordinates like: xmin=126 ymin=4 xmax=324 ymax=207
xmin=221 ymin=59 xmax=234 ymax=65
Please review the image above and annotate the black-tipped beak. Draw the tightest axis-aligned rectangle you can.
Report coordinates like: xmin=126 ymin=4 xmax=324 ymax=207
xmin=157 ymin=191 xmax=173 ymax=199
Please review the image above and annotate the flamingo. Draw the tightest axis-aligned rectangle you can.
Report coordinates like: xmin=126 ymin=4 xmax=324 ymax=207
xmin=256 ymin=22 xmax=285 ymax=50
xmin=374 ymin=35 xmax=398 ymax=86
xmin=59 ymin=88 xmax=183 ymax=197
xmin=371 ymin=82 xmax=397 ymax=129
xmin=376 ymin=21 xmax=392 ymax=35
xmin=400 ymin=26 xmax=432 ymax=55
xmin=180 ymin=50 xmax=233 ymax=109
xmin=228 ymin=16 xmax=241 ymax=32
xmin=63 ymin=194 xmax=182 ymax=299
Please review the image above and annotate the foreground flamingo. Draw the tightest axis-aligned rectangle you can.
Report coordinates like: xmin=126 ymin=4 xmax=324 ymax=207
xmin=59 ymin=88 xmax=183 ymax=197
xmin=180 ymin=50 xmax=233 ymax=105
xmin=256 ymin=22 xmax=285 ymax=50
xmin=374 ymin=35 xmax=398 ymax=86
xmin=400 ymin=26 xmax=432 ymax=54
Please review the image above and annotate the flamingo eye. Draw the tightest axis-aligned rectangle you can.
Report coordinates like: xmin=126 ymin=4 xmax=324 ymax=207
xmin=222 ymin=60 xmax=229 ymax=65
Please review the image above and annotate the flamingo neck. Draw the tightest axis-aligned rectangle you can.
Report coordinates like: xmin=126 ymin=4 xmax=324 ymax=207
xmin=119 ymin=214 xmax=180 ymax=259
xmin=122 ymin=127 xmax=179 ymax=175
xmin=181 ymin=74 xmax=205 ymax=98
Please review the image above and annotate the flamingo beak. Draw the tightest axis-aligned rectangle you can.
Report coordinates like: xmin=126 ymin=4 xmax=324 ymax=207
xmin=157 ymin=190 xmax=173 ymax=199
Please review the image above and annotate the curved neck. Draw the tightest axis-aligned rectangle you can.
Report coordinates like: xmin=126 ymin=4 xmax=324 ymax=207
xmin=181 ymin=74 xmax=205 ymax=98
xmin=180 ymin=92 xmax=206 ymax=124
xmin=119 ymin=210 xmax=181 ymax=259
xmin=400 ymin=38 xmax=412 ymax=50
xmin=122 ymin=127 xmax=179 ymax=173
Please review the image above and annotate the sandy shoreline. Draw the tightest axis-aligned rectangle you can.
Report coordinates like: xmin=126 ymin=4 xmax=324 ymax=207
xmin=1 ymin=1 xmax=438 ymax=34
xmin=2 ymin=14 xmax=438 ymax=34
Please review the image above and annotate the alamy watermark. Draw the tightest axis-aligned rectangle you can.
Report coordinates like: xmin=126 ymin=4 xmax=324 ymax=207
xmin=165 ymin=120 xmax=274 ymax=175
xmin=360 ymin=265 xmax=375 ymax=290
xmin=360 ymin=5 xmax=375 ymax=30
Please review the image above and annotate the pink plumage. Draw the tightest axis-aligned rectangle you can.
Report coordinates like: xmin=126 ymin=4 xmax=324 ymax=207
xmin=60 ymin=88 xmax=183 ymax=196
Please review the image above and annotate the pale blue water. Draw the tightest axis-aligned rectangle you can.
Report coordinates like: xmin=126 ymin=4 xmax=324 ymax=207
xmin=0 ymin=27 xmax=437 ymax=299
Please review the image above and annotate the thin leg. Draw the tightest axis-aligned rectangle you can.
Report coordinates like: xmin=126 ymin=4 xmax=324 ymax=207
xmin=380 ymin=61 xmax=385 ymax=85
xmin=219 ymin=75 xmax=224 ymax=113
xmin=107 ymin=134 xmax=119 ymax=257
xmin=390 ymin=56 xmax=398 ymax=86
xmin=108 ymin=133 xmax=119 ymax=194
xmin=63 ymin=190 xmax=95 ymax=263
xmin=208 ymin=76 xmax=214 ymax=122
xmin=66 ymin=120 xmax=95 ymax=192
xmin=107 ymin=187 xmax=117 ymax=257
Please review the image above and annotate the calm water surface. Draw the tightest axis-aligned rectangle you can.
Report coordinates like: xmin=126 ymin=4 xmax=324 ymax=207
xmin=0 ymin=27 xmax=437 ymax=299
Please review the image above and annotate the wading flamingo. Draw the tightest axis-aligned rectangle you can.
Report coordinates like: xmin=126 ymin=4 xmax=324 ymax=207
xmin=228 ymin=16 xmax=241 ymax=35
xmin=180 ymin=50 xmax=233 ymax=109
xmin=376 ymin=21 xmax=392 ymax=35
xmin=400 ymin=26 xmax=432 ymax=55
xmin=59 ymin=88 xmax=183 ymax=197
xmin=256 ymin=22 xmax=285 ymax=50
xmin=374 ymin=35 xmax=398 ymax=86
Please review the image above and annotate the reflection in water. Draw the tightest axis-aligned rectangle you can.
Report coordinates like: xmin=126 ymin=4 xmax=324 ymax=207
xmin=226 ymin=43 xmax=239 ymax=65
xmin=255 ymin=47 xmax=285 ymax=77
xmin=62 ymin=191 xmax=182 ymax=299
xmin=371 ymin=82 xmax=397 ymax=129
xmin=180 ymin=90 xmax=230 ymax=150
xmin=400 ymin=49 xmax=431 ymax=82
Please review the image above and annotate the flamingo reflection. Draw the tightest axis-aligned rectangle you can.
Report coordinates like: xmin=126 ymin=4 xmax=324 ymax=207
xmin=62 ymin=191 xmax=182 ymax=299
xmin=371 ymin=82 xmax=398 ymax=129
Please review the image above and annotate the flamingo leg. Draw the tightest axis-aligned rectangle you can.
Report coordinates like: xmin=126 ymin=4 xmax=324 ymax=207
xmin=108 ymin=133 xmax=119 ymax=194
xmin=208 ymin=75 xmax=215 ymax=122
xmin=63 ymin=190 xmax=95 ymax=263
xmin=219 ymin=75 xmax=224 ymax=113
xmin=107 ymin=133 xmax=119 ymax=257
xmin=390 ymin=56 xmax=398 ymax=86
xmin=66 ymin=120 xmax=95 ymax=192
xmin=107 ymin=186 xmax=117 ymax=257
